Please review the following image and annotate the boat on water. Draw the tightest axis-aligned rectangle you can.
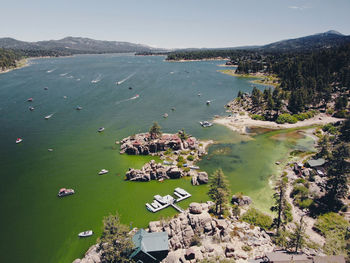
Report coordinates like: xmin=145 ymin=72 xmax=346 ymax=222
xmin=98 ymin=127 xmax=105 ymax=132
xmin=189 ymin=165 xmax=200 ymax=170
xmin=198 ymin=93 xmax=201 ymax=96
xmin=29 ymin=106 xmax=35 ymax=111
xmin=76 ymin=106 xmax=83 ymax=110
xmin=98 ymin=169 xmax=109 ymax=175
xmin=116 ymin=81 xmax=122 ymax=85
xmin=206 ymin=100 xmax=211 ymax=105
xmin=16 ymin=138 xmax=23 ymax=144
xmin=163 ymin=113 xmax=168 ymax=118
xmin=78 ymin=230 xmax=93 ymax=237
xmin=171 ymin=107 xmax=176 ymax=111
xmin=44 ymin=87 xmax=48 ymax=90
xmin=57 ymin=188 xmax=75 ymax=197
xmin=128 ymin=87 xmax=132 ymax=90
xmin=200 ymin=121 xmax=213 ymax=128
xmin=45 ymin=114 xmax=53 ymax=120
xmin=27 ymin=98 xmax=33 ymax=102
xmin=63 ymin=96 xmax=67 ymax=99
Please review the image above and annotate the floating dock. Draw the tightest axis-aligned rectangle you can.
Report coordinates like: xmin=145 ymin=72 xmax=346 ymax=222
xmin=145 ymin=188 xmax=191 ymax=213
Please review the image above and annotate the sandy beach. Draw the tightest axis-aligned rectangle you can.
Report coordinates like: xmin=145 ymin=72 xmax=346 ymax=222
xmin=214 ymin=113 xmax=343 ymax=134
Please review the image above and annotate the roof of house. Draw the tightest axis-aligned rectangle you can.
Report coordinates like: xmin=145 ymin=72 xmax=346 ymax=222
xmin=307 ymin=158 xmax=326 ymax=167
xmin=265 ymin=252 xmax=311 ymax=263
xmin=130 ymin=229 xmax=168 ymax=260
xmin=313 ymin=255 xmax=346 ymax=263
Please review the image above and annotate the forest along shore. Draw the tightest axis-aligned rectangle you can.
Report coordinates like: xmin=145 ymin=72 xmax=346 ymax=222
xmin=0 ymin=58 xmax=28 ymax=74
xmin=214 ymin=112 xmax=343 ymax=135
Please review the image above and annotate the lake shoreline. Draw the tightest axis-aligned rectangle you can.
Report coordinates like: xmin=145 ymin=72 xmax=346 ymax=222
xmin=213 ymin=112 xmax=343 ymax=135
xmin=0 ymin=58 xmax=29 ymax=74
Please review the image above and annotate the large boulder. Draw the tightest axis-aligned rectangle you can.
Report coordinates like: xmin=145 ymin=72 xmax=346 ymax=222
xmin=166 ymin=167 xmax=183 ymax=179
xmin=189 ymin=202 xmax=202 ymax=214
xmin=231 ymin=195 xmax=252 ymax=206
xmin=197 ymin=172 xmax=209 ymax=184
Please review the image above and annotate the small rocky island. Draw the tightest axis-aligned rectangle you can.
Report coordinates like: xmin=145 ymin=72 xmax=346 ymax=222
xmin=120 ymin=123 xmax=212 ymax=185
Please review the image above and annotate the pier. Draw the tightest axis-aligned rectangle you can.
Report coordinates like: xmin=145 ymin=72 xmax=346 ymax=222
xmin=145 ymin=188 xmax=191 ymax=213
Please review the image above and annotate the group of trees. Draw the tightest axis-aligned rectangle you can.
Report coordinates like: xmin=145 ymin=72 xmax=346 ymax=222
xmin=0 ymin=48 xmax=22 ymax=71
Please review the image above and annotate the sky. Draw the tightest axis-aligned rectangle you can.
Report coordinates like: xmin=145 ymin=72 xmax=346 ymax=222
xmin=1 ymin=0 xmax=350 ymax=49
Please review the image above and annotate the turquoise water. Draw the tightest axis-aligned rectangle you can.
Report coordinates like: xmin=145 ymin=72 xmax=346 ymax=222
xmin=0 ymin=54 xmax=314 ymax=263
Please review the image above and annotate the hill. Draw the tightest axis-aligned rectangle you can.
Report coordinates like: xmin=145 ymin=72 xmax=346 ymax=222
xmin=0 ymin=36 xmax=163 ymax=55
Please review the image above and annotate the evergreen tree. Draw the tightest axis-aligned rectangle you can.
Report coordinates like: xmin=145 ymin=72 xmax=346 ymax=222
xmin=208 ymin=169 xmax=231 ymax=215
xmin=99 ymin=212 xmax=134 ymax=263
xmin=251 ymin=87 xmax=262 ymax=107
xmin=149 ymin=122 xmax=162 ymax=139
xmin=288 ymin=216 xmax=306 ymax=253
xmin=270 ymin=177 xmax=291 ymax=233
xmin=323 ymin=143 xmax=349 ymax=211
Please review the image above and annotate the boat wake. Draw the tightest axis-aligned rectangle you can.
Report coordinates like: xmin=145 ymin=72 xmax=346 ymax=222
xmin=116 ymin=73 xmax=135 ymax=85
xmin=60 ymin=73 xmax=69 ymax=76
xmin=115 ymin=94 xmax=140 ymax=105
xmin=47 ymin=68 xmax=56 ymax=73
xmin=91 ymin=74 xmax=102 ymax=83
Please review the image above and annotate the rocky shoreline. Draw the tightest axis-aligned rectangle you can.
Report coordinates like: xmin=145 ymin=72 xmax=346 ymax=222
xmin=120 ymin=131 xmax=212 ymax=185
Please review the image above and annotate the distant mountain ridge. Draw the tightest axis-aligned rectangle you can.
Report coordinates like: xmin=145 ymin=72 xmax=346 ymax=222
xmin=260 ymin=30 xmax=350 ymax=51
xmin=0 ymin=36 xmax=164 ymax=55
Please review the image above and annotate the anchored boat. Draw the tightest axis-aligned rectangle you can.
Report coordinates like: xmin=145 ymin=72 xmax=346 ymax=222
xmin=57 ymin=188 xmax=75 ymax=197
xmin=78 ymin=230 xmax=93 ymax=237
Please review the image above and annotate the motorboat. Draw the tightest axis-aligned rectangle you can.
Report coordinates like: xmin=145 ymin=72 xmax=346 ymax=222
xmin=48 ymin=148 xmax=53 ymax=152
xmin=198 ymin=93 xmax=201 ymax=96
xmin=16 ymin=138 xmax=23 ymax=144
xmin=76 ymin=106 xmax=83 ymax=110
xmin=27 ymin=98 xmax=33 ymax=102
xmin=44 ymin=87 xmax=48 ymax=90
xmin=45 ymin=114 xmax=53 ymax=120
xmin=128 ymin=87 xmax=133 ymax=90
xmin=78 ymin=230 xmax=93 ymax=237
xmin=57 ymin=188 xmax=75 ymax=197
xmin=189 ymin=165 xmax=200 ymax=170
xmin=163 ymin=113 xmax=168 ymax=118
xmin=200 ymin=121 xmax=213 ymax=128
xmin=98 ymin=169 xmax=109 ymax=175
xmin=29 ymin=106 xmax=35 ymax=111
xmin=206 ymin=100 xmax=211 ymax=105
xmin=98 ymin=127 xmax=105 ymax=132
xmin=63 ymin=96 xmax=67 ymax=99
xmin=171 ymin=107 xmax=176 ymax=111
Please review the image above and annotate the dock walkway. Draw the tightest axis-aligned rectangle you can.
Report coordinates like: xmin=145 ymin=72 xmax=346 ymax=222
xmin=146 ymin=188 xmax=191 ymax=213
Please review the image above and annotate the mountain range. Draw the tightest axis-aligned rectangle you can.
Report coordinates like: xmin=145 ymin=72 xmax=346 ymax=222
xmin=0 ymin=30 xmax=349 ymax=56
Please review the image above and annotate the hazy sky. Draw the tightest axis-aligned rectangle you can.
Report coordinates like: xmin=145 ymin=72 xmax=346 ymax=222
xmin=1 ymin=0 xmax=350 ymax=48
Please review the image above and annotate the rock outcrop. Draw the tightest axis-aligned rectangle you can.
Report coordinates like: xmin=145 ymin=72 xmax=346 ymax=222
xmin=147 ymin=202 xmax=275 ymax=262
xmin=120 ymin=133 xmax=200 ymax=156
xmin=125 ymin=160 xmax=208 ymax=185
xmin=72 ymin=244 xmax=101 ymax=263
xmin=231 ymin=195 xmax=252 ymax=206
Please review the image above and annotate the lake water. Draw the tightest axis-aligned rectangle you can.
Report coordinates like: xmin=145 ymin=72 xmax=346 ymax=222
xmin=0 ymin=54 xmax=314 ymax=263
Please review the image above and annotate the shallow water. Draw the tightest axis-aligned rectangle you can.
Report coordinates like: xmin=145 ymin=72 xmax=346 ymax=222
xmin=0 ymin=54 xmax=314 ymax=263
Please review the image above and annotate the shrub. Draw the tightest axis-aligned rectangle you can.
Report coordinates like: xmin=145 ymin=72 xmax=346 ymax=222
xmin=326 ymin=108 xmax=334 ymax=115
xmin=314 ymin=213 xmax=350 ymax=236
xmin=164 ymin=148 xmax=172 ymax=155
xmin=232 ymin=204 xmax=241 ymax=217
xmin=322 ymin=124 xmax=337 ymax=135
xmin=298 ymin=198 xmax=313 ymax=209
xmin=333 ymin=110 xmax=348 ymax=118
xmin=252 ymin=114 xmax=265 ymax=121
xmin=177 ymin=156 xmax=185 ymax=162
xmin=177 ymin=162 xmax=184 ymax=168
xmin=276 ymin=113 xmax=298 ymax=124
xmin=183 ymin=167 xmax=190 ymax=172
xmin=241 ymin=245 xmax=252 ymax=252
xmin=190 ymin=234 xmax=201 ymax=246
xmin=187 ymin=155 xmax=194 ymax=161
xmin=242 ymin=208 xmax=273 ymax=230
xmin=291 ymin=185 xmax=309 ymax=198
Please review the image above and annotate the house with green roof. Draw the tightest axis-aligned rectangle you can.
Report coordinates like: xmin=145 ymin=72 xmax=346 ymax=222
xmin=130 ymin=229 xmax=169 ymax=263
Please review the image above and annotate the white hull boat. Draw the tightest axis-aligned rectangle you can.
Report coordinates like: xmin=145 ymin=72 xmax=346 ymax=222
xmin=78 ymin=230 xmax=93 ymax=237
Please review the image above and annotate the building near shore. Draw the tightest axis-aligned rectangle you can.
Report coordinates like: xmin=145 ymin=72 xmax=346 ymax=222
xmin=130 ymin=228 xmax=169 ymax=263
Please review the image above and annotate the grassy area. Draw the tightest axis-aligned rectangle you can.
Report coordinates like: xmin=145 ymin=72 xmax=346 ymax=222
xmin=217 ymin=69 xmax=279 ymax=87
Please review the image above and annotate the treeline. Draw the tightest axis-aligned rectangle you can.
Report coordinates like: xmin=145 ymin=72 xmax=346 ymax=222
xmin=0 ymin=48 xmax=23 ymax=71
xmin=166 ymin=49 xmax=254 ymax=61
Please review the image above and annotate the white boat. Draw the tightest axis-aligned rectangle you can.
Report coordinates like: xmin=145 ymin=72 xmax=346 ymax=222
xmin=45 ymin=114 xmax=53 ymax=120
xmin=200 ymin=121 xmax=213 ymax=128
xmin=163 ymin=113 xmax=168 ymax=118
xmin=57 ymin=188 xmax=75 ymax=197
xmin=27 ymin=98 xmax=33 ymax=102
xmin=78 ymin=230 xmax=93 ymax=237
xmin=16 ymin=138 xmax=23 ymax=144
xmin=76 ymin=106 xmax=83 ymax=110
xmin=29 ymin=106 xmax=35 ymax=111
xmin=206 ymin=100 xmax=211 ymax=105
xmin=116 ymin=81 xmax=122 ymax=85
xmin=189 ymin=165 xmax=200 ymax=170
xmin=98 ymin=169 xmax=109 ymax=175
xmin=98 ymin=127 xmax=105 ymax=132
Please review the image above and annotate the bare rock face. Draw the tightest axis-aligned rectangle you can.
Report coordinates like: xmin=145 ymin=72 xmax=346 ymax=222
xmin=191 ymin=171 xmax=208 ymax=185
xmin=73 ymin=244 xmax=101 ymax=263
xmin=231 ymin=195 xmax=252 ymax=206
xmin=189 ymin=202 xmax=202 ymax=214
xmin=166 ymin=167 xmax=182 ymax=179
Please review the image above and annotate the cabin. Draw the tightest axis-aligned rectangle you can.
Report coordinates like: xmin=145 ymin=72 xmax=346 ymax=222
xmin=130 ymin=229 xmax=169 ymax=263
xmin=307 ymin=158 xmax=326 ymax=168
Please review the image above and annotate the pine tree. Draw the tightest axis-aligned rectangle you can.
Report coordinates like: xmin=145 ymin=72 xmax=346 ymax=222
xmin=149 ymin=122 xmax=162 ymax=139
xmin=208 ymin=169 xmax=231 ymax=215
xmin=288 ymin=216 xmax=306 ymax=253
xmin=99 ymin=212 xmax=134 ymax=263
